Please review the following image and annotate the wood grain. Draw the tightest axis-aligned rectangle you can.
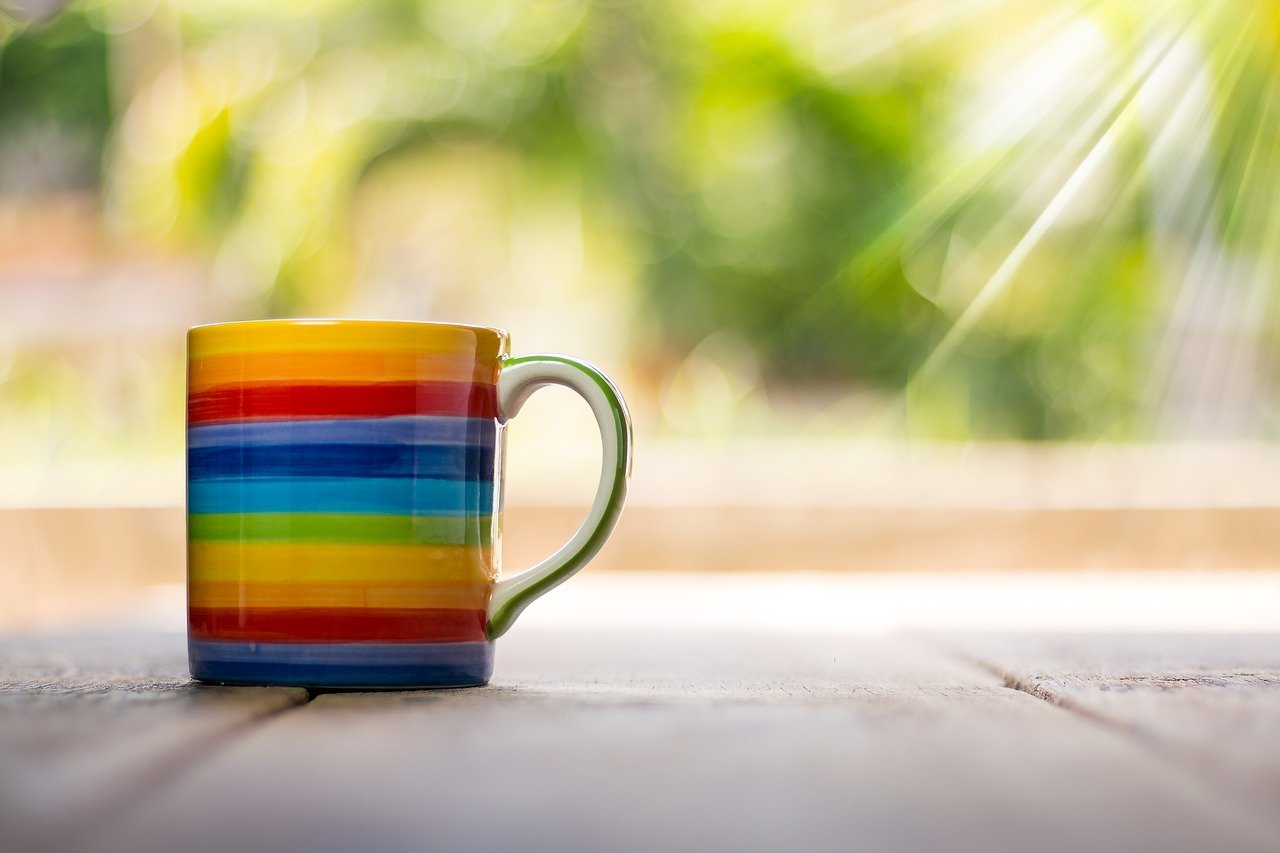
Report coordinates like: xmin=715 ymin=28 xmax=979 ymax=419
xmin=0 ymin=632 xmax=306 ymax=851
xmin=77 ymin=628 xmax=1277 ymax=853
xmin=940 ymin=632 xmax=1280 ymax=838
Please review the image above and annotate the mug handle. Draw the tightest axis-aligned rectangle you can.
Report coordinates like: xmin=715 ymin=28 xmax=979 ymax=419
xmin=485 ymin=354 xmax=633 ymax=639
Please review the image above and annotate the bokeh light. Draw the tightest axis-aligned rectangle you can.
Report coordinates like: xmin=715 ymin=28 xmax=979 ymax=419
xmin=1 ymin=0 xmax=1278 ymax=485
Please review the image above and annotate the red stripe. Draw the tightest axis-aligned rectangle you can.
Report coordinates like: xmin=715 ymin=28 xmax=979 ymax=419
xmin=189 ymin=607 xmax=487 ymax=643
xmin=188 ymin=381 xmax=497 ymax=424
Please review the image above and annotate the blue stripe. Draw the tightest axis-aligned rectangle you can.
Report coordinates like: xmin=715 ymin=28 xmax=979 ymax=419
xmin=188 ymin=416 xmax=497 ymax=449
xmin=189 ymin=639 xmax=493 ymax=688
xmin=188 ymin=478 xmax=493 ymax=515
xmin=188 ymin=443 xmax=494 ymax=481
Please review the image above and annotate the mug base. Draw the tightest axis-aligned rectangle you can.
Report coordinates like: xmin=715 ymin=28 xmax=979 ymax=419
xmin=189 ymin=638 xmax=495 ymax=690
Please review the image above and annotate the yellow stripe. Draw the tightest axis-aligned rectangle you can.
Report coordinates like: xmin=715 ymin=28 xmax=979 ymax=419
xmin=188 ymin=320 xmax=509 ymax=363
xmin=189 ymin=579 xmax=490 ymax=610
xmin=189 ymin=350 xmax=497 ymax=392
xmin=189 ymin=541 xmax=495 ymax=584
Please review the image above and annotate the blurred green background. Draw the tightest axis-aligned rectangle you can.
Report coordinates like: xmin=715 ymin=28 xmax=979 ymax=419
xmin=1 ymin=0 xmax=1278 ymax=480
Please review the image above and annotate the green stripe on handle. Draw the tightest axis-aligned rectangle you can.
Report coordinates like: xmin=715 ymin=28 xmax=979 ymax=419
xmin=485 ymin=355 xmax=633 ymax=640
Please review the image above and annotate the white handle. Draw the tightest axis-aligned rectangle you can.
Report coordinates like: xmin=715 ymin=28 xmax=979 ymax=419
xmin=485 ymin=355 xmax=632 ymax=639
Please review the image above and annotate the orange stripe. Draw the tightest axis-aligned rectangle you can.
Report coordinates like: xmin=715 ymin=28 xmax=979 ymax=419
xmin=189 ymin=350 xmax=498 ymax=393
xmin=190 ymin=580 xmax=490 ymax=610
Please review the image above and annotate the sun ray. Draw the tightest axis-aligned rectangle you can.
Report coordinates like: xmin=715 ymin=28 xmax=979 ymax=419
xmin=1141 ymin=1 xmax=1271 ymax=436
xmin=1215 ymin=54 xmax=1280 ymax=433
xmin=902 ymin=4 xmax=1216 ymax=399
xmin=787 ymin=0 xmax=1183 ymax=335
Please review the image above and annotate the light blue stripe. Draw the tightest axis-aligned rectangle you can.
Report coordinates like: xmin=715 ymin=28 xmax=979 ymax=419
xmin=187 ymin=416 xmax=496 ymax=449
xmin=188 ymin=477 xmax=493 ymax=515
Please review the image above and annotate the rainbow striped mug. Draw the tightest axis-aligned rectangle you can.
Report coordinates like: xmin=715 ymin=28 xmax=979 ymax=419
xmin=186 ymin=319 xmax=631 ymax=688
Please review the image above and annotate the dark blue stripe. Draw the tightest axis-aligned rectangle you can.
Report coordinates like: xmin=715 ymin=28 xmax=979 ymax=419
xmin=188 ymin=416 xmax=497 ymax=449
xmin=189 ymin=639 xmax=493 ymax=688
xmin=188 ymin=443 xmax=494 ymax=481
xmin=188 ymin=478 xmax=493 ymax=515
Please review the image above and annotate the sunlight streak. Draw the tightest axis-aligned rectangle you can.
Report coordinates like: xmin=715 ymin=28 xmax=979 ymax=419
xmin=906 ymin=13 xmax=1206 ymax=392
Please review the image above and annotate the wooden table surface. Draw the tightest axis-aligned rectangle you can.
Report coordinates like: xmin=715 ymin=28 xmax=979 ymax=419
xmin=2 ymin=573 xmax=1278 ymax=853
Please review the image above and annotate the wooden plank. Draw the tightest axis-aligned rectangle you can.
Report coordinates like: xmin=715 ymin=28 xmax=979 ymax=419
xmin=511 ymin=506 xmax=1280 ymax=574
xmin=0 ymin=508 xmax=184 ymax=632
xmin=940 ymin=632 xmax=1280 ymax=836
xmin=83 ymin=628 xmax=1276 ymax=853
xmin=0 ymin=632 xmax=307 ymax=852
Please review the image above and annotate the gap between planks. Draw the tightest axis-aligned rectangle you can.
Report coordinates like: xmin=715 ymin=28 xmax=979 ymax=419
xmin=958 ymin=651 xmax=1137 ymax=734
xmin=934 ymin=640 xmax=1280 ymax=845
xmin=47 ymin=687 xmax=316 ymax=851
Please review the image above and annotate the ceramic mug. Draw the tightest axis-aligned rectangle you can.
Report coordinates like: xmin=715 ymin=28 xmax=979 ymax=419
xmin=186 ymin=319 xmax=631 ymax=688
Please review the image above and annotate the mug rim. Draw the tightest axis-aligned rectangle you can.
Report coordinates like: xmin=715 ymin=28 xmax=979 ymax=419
xmin=189 ymin=318 xmax=507 ymax=337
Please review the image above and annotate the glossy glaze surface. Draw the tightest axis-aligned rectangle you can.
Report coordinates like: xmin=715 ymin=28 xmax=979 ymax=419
xmin=187 ymin=320 xmax=507 ymax=688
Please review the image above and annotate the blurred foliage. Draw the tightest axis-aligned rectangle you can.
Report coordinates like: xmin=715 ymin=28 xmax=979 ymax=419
xmin=0 ymin=5 xmax=110 ymax=189
xmin=1 ymin=0 xmax=1278 ymax=442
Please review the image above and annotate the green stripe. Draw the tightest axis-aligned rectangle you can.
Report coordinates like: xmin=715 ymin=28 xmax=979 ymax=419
xmin=189 ymin=513 xmax=493 ymax=547
xmin=485 ymin=355 xmax=632 ymax=639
